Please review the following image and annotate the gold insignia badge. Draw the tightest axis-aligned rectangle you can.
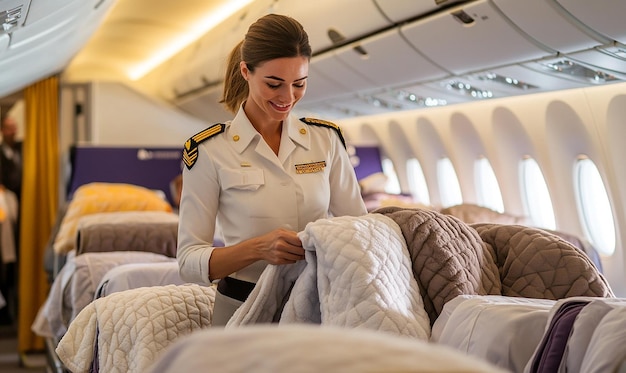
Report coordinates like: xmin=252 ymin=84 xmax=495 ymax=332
xmin=182 ymin=123 xmax=225 ymax=170
xmin=295 ymin=161 xmax=326 ymax=174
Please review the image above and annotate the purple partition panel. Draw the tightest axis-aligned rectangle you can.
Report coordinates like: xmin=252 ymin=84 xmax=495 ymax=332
xmin=67 ymin=146 xmax=183 ymax=205
xmin=352 ymin=145 xmax=383 ymax=180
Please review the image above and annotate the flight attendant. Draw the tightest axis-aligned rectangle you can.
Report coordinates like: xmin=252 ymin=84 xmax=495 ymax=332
xmin=176 ymin=13 xmax=367 ymax=325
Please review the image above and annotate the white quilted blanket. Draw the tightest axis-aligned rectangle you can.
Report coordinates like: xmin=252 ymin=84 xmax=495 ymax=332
xmin=56 ymin=283 xmax=215 ymax=373
xmin=228 ymin=214 xmax=431 ymax=339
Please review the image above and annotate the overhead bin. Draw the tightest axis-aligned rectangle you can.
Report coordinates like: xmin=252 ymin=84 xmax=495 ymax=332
xmin=399 ymin=0 xmax=553 ymax=75
xmin=175 ymin=84 xmax=232 ymax=124
xmin=491 ymin=0 xmax=609 ymax=54
xmin=0 ymin=0 xmax=113 ymax=97
xmin=333 ymin=28 xmax=449 ymax=88
xmin=272 ymin=0 xmax=392 ymax=53
xmin=0 ymin=34 xmax=8 ymax=56
xmin=373 ymin=0 xmax=469 ymax=24
xmin=309 ymin=52 xmax=377 ymax=95
xmin=161 ymin=0 xmax=272 ymax=98
xmin=299 ymin=63 xmax=356 ymax=105
xmin=555 ymin=0 xmax=626 ymax=45
xmin=8 ymin=0 xmax=85 ymax=50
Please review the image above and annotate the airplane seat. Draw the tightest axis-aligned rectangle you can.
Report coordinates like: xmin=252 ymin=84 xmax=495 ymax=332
xmin=440 ymin=203 xmax=604 ymax=273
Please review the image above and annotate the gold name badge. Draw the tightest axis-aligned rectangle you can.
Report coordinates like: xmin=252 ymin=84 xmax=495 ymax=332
xmin=295 ymin=161 xmax=326 ymax=174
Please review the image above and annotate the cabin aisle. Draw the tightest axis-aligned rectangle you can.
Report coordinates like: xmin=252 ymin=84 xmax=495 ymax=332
xmin=0 ymin=322 xmax=47 ymax=373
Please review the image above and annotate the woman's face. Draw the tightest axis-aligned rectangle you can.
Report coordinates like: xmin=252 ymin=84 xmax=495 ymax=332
xmin=241 ymin=56 xmax=309 ymax=124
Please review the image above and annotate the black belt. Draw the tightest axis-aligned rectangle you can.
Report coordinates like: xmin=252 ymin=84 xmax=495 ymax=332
xmin=217 ymin=276 xmax=256 ymax=302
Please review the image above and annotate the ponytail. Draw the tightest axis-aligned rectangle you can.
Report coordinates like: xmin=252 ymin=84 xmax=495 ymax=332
xmin=220 ymin=41 xmax=248 ymax=114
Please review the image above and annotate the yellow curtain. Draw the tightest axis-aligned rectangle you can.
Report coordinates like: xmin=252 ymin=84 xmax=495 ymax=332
xmin=18 ymin=76 xmax=60 ymax=353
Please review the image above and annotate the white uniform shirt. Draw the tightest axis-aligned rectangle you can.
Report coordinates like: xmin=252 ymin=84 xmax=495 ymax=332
xmin=177 ymin=107 xmax=367 ymax=284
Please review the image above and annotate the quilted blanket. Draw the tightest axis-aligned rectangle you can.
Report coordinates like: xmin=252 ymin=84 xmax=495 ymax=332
xmin=227 ymin=213 xmax=431 ymax=340
xmin=471 ymin=223 xmax=613 ymax=299
xmin=56 ymin=284 xmax=215 ymax=373
xmin=375 ymin=206 xmax=502 ymax=324
xmin=376 ymin=207 xmax=613 ymax=324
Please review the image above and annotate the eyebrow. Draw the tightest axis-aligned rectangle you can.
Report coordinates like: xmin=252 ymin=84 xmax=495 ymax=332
xmin=265 ymin=75 xmax=308 ymax=82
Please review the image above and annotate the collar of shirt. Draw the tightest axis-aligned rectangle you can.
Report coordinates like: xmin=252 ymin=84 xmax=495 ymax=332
xmin=227 ymin=106 xmax=312 ymax=154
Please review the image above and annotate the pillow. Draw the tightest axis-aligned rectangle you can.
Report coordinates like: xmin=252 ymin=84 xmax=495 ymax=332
xmin=358 ymin=172 xmax=388 ymax=195
xmin=53 ymin=183 xmax=172 ymax=254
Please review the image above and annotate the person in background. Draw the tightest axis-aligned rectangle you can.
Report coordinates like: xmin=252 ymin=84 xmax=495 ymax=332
xmin=177 ymin=13 xmax=367 ymax=325
xmin=0 ymin=114 xmax=21 ymax=325
xmin=0 ymin=115 xmax=22 ymax=202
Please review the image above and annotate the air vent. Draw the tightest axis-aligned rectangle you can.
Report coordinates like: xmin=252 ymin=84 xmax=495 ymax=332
xmin=1 ymin=5 xmax=22 ymax=33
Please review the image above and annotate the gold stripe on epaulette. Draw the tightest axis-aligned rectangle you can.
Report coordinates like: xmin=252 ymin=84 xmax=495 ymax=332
xmin=193 ymin=124 xmax=224 ymax=143
xmin=303 ymin=117 xmax=340 ymax=131
xmin=300 ymin=117 xmax=346 ymax=149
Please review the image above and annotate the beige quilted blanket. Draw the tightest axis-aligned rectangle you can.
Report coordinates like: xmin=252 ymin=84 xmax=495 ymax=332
xmin=375 ymin=207 xmax=613 ymax=325
xmin=56 ymin=284 xmax=215 ymax=373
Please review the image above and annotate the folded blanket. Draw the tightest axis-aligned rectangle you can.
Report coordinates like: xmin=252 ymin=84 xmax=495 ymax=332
xmin=228 ymin=214 xmax=431 ymax=340
xmin=56 ymin=284 xmax=215 ymax=373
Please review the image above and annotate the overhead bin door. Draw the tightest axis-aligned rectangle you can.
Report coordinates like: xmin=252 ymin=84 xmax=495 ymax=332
xmin=272 ymin=0 xmax=391 ymax=53
xmin=373 ymin=0 xmax=469 ymax=24
xmin=556 ymin=0 xmax=626 ymax=45
xmin=333 ymin=28 xmax=449 ymax=88
xmin=400 ymin=0 xmax=553 ymax=75
xmin=491 ymin=0 xmax=609 ymax=54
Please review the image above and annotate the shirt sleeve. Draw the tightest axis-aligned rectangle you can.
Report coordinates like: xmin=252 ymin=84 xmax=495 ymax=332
xmin=327 ymin=133 xmax=368 ymax=217
xmin=177 ymin=144 xmax=219 ymax=284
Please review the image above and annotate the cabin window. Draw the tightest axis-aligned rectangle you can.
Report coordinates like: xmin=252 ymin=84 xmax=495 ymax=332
xmin=437 ymin=158 xmax=463 ymax=208
xmin=575 ymin=158 xmax=616 ymax=255
xmin=475 ymin=157 xmax=504 ymax=213
xmin=520 ymin=158 xmax=556 ymax=230
xmin=407 ymin=158 xmax=430 ymax=205
xmin=381 ymin=158 xmax=401 ymax=194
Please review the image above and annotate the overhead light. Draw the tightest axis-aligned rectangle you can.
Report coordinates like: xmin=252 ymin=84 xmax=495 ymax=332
xmin=443 ymin=80 xmax=493 ymax=99
xmin=532 ymin=58 xmax=619 ymax=84
xmin=128 ymin=0 xmax=255 ymax=81
xmin=476 ymin=72 xmax=538 ymax=90
xmin=395 ymin=90 xmax=447 ymax=107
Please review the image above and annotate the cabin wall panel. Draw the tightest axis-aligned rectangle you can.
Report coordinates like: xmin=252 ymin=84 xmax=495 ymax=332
xmin=90 ymin=82 xmax=206 ymax=146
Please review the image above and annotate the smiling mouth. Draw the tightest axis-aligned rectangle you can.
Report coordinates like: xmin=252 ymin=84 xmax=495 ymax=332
xmin=271 ymin=102 xmax=292 ymax=112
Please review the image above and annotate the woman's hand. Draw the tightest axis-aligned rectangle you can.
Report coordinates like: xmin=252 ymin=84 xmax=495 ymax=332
xmin=257 ymin=227 xmax=305 ymax=264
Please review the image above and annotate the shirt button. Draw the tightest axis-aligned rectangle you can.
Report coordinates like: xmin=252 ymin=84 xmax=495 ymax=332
xmin=299 ymin=128 xmax=306 ymax=134
xmin=233 ymin=135 xmax=240 ymax=141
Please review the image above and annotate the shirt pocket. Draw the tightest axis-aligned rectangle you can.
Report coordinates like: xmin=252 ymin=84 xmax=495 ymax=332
xmin=219 ymin=168 xmax=265 ymax=191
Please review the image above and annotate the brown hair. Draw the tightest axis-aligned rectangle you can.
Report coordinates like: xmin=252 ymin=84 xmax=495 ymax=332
xmin=220 ymin=14 xmax=312 ymax=113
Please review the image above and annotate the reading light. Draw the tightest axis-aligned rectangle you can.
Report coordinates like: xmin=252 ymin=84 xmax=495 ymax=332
xmin=128 ymin=0 xmax=255 ymax=81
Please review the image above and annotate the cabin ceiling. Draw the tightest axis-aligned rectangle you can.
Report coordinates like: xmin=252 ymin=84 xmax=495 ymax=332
xmin=2 ymin=0 xmax=626 ymax=121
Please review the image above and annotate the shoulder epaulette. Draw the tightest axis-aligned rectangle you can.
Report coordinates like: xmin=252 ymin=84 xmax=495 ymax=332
xmin=300 ymin=117 xmax=346 ymax=149
xmin=182 ymin=123 xmax=225 ymax=170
